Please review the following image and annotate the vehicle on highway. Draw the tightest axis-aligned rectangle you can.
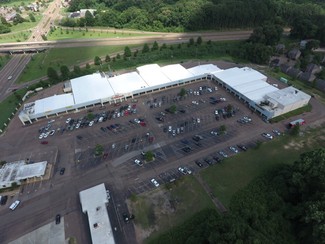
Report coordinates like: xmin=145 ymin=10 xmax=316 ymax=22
xmin=9 ymin=200 xmax=20 ymax=211
xmin=134 ymin=159 xmax=143 ymax=166
xmin=229 ymin=146 xmax=239 ymax=153
xmin=55 ymin=214 xmax=61 ymax=224
xmin=60 ymin=168 xmax=65 ymax=175
xmin=262 ymin=133 xmax=273 ymax=140
xmin=151 ymin=178 xmax=159 ymax=187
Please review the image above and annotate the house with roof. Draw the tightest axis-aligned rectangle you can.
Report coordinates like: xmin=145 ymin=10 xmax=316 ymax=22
xmin=299 ymin=72 xmax=316 ymax=82
xmin=316 ymin=79 xmax=325 ymax=92
xmin=287 ymin=67 xmax=302 ymax=79
xmin=275 ymin=44 xmax=285 ymax=54
xmin=287 ymin=48 xmax=301 ymax=60
xmin=280 ymin=64 xmax=292 ymax=73
xmin=305 ymin=63 xmax=321 ymax=74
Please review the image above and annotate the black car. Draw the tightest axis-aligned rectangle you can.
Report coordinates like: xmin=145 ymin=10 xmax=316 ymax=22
xmin=195 ymin=160 xmax=204 ymax=168
xmin=0 ymin=195 xmax=8 ymax=205
xmin=55 ymin=214 xmax=61 ymax=224
xmin=182 ymin=146 xmax=192 ymax=153
xmin=213 ymin=156 xmax=222 ymax=163
xmin=237 ymin=144 xmax=248 ymax=151
xmin=204 ymin=158 xmax=213 ymax=165
xmin=60 ymin=168 xmax=65 ymax=175
xmin=123 ymin=213 xmax=129 ymax=223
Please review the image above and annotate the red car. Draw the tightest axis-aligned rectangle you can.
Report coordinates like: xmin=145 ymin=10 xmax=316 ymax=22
xmin=41 ymin=141 xmax=48 ymax=145
xmin=103 ymin=153 xmax=108 ymax=159
xmin=140 ymin=121 xmax=146 ymax=127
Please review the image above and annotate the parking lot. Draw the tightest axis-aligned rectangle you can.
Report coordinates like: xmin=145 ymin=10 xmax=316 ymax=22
xmin=0 ymin=76 xmax=290 ymax=244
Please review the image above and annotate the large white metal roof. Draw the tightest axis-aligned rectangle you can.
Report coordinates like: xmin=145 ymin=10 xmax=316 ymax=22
xmin=79 ymin=183 xmax=115 ymax=244
xmin=34 ymin=93 xmax=75 ymax=114
xmin=160 ymin=64 xmax=194 ymax=81
xmin=265 ymin=86 xmax=311 ymax=106
xmin=108 ymin=72 xmax=148 ymax=95
xmin=213 ymin=67 xmax=276 ymax=102
xmin=70 ymin=73 xmax=115 ymax=105
xmin=136 ymin=64 xmax=171 ymax=86
xmin=188 ymin=64 xmax=222 ymax=76
xmin=0 ymin=161 xmax=47 ymax=186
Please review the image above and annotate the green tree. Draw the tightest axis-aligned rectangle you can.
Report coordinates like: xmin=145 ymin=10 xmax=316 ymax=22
xmin=105 ymin=54 xmax=111 ymax=62
xmin=145 ymin=151 xmax=154 ymax=162
xmin=189 ymin=38 xmax=195 ymax=46
xmin=197 ymin=36 xmax=202 ymax=45
xmin=29 ymin=13 xmax=36 ymax=22
xmin=124 ymin=46 xmax=132 ymax=58
xmin=47 ymin=67 xmax=59 ymax=83
xmin=86 ymin=63 xmax=90 ymax=69
xmin=94 ymin=56 xmax=101 ymax=65
xmin=152 ymin=41 xmax=159 ymax=51
xmin=169 ymin=104 xmax=177 ymax=114
xmin=179 ymin=88 xmax=186 ymax=97
xmin=60 ymin=65 xmax=70 ymax=81
xmin=219 ymin=125 xmax=227 ymax=134
xmin=290 ymin=124 xmax=300 ymax=136
xmin=85 ymin=10 xmax=95 ymax=26
xmin=73 ymin=65 xmax=81 ymax=76
xmin=142 ymin=43 xmax=150 ymax=53
xmin=87 ymin=113 xmax=95 ymax=120
xmin=94 ymin=144 xmax=104 ymax=157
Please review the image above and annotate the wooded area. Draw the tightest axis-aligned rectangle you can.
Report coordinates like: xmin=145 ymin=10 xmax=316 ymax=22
xmin=62 ymin=0 xmax=325 ymax=34
xmin=148 ymin=148 xmax=325 ymax=244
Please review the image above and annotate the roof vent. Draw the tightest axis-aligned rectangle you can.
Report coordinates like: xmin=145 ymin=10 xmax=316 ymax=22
xmin=94 ymin=223 xmax=98 ymax=228
xmin=96 ymin=206 xmax=101 ymax=211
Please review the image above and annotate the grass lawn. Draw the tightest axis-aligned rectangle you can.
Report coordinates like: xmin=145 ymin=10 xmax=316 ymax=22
xmin=0 ymin=30 xmax=30 ymax=43
xmin=10 ymin=14 xmax=42 ymax=32
xmin=47 ymin=28 xmax=158 ymax=40
xmin=129 ymin=176 xmax=215 ymax=242
xmin=0 ymin=88 xmax=27 ymax=131
xmin=200 ymin=132 xmax=325 ymax=207
xmin=17 ymin=45 xmax=134 ymax=83
xmin=0 ymin=55 xmax=11 ymax=69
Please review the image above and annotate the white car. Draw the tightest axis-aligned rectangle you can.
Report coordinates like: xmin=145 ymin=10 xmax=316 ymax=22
xmin=134 ymin=159 xmax=143 ymax=166
xmin=178 ymin=166 xmax=186 ymax=175
xmin=98 ymin=117 xmax=104 ymax=122
xmin=39 ymin=133 xmax=44 ymax=139
xmin=229 ymin=146 xmax=239 ymax=153
xmin=66 ymin=118 xmax=71 ymax=124
xmin=220 ymin=97 xmax=226 ymax=101
xmin=75 ymin=123 xmax=80 ymax=129
xmin=43 ymin=132 xmax=49 ymax=138
xmin=210 ymin=130 xmax=218 ymax=136
xmin=151 ymin=178 xmax=159 ymax=187
xmin=197 ymin=118 xmax=200 ymax=123
xmin=7 ymin=75 xmax=12 ymax=80
xmin=262 ymin=133 xmax=273 ymax=140
xmin=184 ymin=166 xmax=192 ymax=174
xmin=214 ymin=110 xmax=219 ymax=115
xmin=89 ymin=121 xmax=94 ymax=126
xmin=49 ymin=130 xmax=55 ymax=136
xmin=168 ymin=126 xmax=172 ymax=132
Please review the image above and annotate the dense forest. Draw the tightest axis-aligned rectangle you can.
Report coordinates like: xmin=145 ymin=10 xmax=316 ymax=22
xmin=148 ymin=148 xmax=325 ymax=244
xmin=62 ymin=0 xmax=325 ymax=34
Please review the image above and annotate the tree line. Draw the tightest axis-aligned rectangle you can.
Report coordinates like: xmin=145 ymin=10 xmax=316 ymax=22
xmin=149 ymin=148 xmax=325 ymax=244
xmin=61 ymin=0 xmax=325 ymax=32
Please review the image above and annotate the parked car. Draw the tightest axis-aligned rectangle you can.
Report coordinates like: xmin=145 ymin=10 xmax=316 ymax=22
xmin=134 ymin=159 xmax=143 ymax=166
xmin=219 ymin=151 xmax=228 ymax=158
xmin=40 ymin=141 xmax=48 ymax=145
xmin=60 ymin=168 xmax=65 ymax=175
xmin=183 ymin=166 xmax=192 ymax=174
xmin=272 ymin=129 xmax=281 ymax=136
xmin=237 ymin=144 xmax=248 ymax=151
xmin=55 ymin=214 xmax=61 ymax=224
xmin=195 ymin=160 xmax=204 ymax=168
xmin=150 ymin=178 xmax=159 ymax=187
xmin=262 ymin=133 xmax=273 ymax=140
xmin=229 ymin=146 xmax=239 ymax=153
xmin=178 ymin=166 xmax=186 ymax=175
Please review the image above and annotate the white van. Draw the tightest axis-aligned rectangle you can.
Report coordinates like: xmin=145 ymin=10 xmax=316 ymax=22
xmin=9 ymin=200 xmax=20 ymax=211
